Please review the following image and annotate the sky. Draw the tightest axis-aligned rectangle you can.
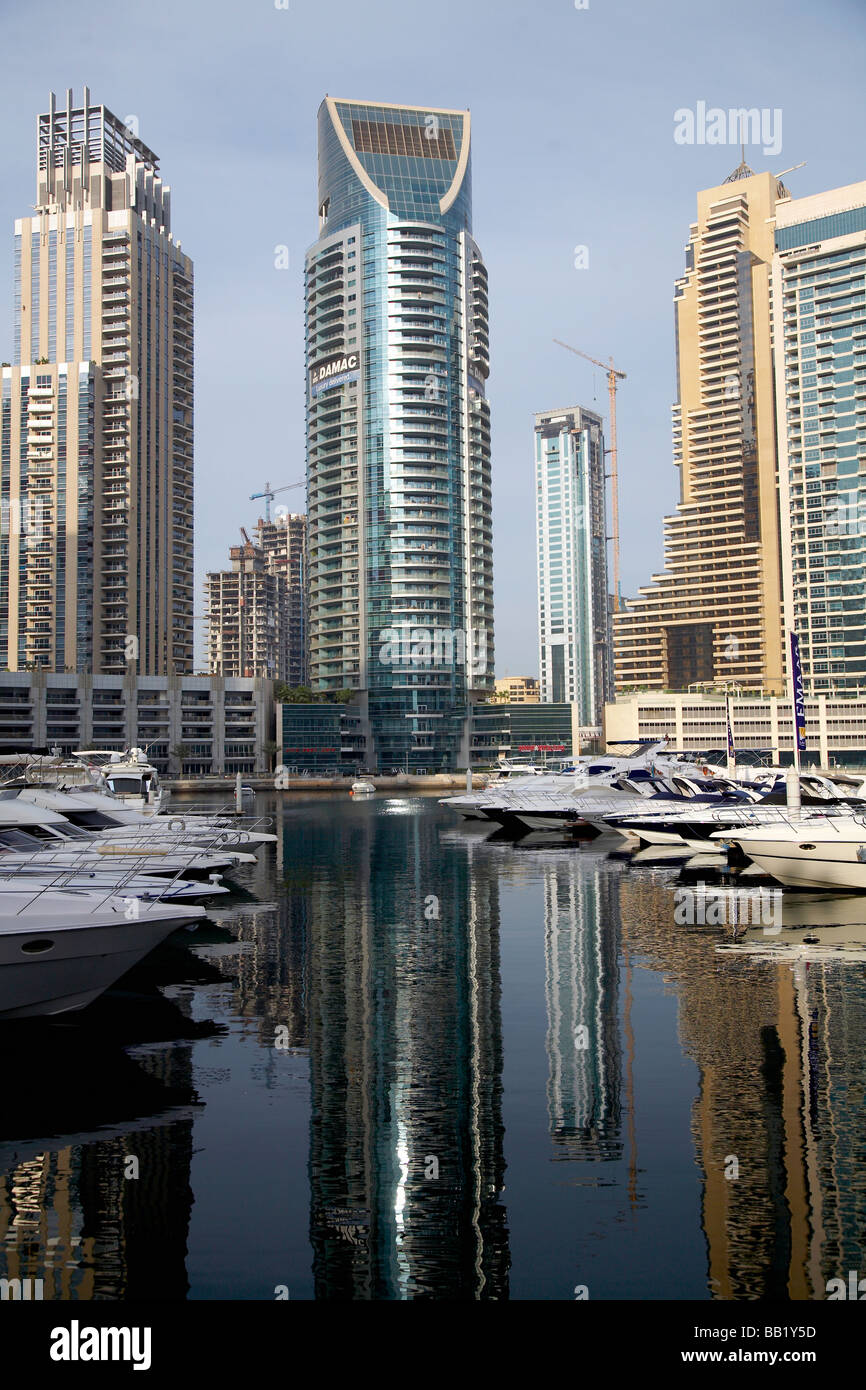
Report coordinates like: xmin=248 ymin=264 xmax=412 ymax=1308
xmin=1 ymin=0 xmax=864 ymax=675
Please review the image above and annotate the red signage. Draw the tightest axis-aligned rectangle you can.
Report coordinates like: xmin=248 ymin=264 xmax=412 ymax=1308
xmin=517 ymin=744 xmax=566 ymax=752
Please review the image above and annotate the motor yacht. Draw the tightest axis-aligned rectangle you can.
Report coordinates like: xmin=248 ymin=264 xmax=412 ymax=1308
xmin=69 ymin=747 xmax=165 ymax=813
xmin=597 ymin=776 xmax=866 ymax=853
xmin=17 ymin=785 xmax=277 ymax=846
xmin=711 ymin=814 xmax=866 ymax=891
xmin=0 ymin=890 xmax=205 ymax=1019
xmin=0 ymin=800 xmax=256 ymax=876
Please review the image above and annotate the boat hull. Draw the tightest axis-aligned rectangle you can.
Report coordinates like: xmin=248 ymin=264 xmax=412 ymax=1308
xmin=0 ymin=907 xmax=202 ymax=1019
xmin=723 ymin=840 xmax=866 ymax=891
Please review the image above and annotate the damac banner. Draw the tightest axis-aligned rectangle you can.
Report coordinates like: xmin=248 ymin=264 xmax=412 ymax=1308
xmin=789 ymin=630 xmax=807 ymax=753
xmin=725 ymin=695 xmax=734 ymax=760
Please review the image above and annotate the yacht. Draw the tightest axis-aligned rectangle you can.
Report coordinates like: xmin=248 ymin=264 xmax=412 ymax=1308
xmin=0 ymin=799 xmax=257 ymax=876
xmin=441 ymin=745 xmax=668 ymax=823
xmin=712 ymin=814 xmax=866 ymax=891
xmin=597 ymin=776 xmax=866 ymax=852
xmin=15 ymin=782 xmax=277 ymax=846
xmin=0 ymin=890 xmax=205 ymax=1019
xmin=70 ymin=748 xmax=165 ymax=813
xmin=442 ymin=748 xmax=737 ymax=834
xmin=0 ymin=863 xmax=226 ymax=902
xmin=17 ymin=787 xmax=270 ymax=850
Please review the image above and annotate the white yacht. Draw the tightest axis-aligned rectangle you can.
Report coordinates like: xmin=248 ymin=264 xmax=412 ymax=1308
xmin=712 ymin=815 xmax=866 ymax=891
xmin=70 ymin=748 xmax=165 ymax=813
xmin=17 ymin=789 xmax=263 ymax=851
xmin=0 ymin=799 xmax=256 ymax=876
xmin=18 ymin=784 xmax=277 ymax=846
xmin=0 ymin=863 xmax=226 ymax=902
xmin=441 ymin=748 xmax=725 ymax=833
xmin=0 ymin=891 xmax=205 ymax=1019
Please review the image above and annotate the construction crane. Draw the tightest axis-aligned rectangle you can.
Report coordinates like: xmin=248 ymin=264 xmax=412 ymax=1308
xmin=553 ymin=339 xmax=626 ymax=612
xmin=249 ymin=479 xmax=304 ymax=524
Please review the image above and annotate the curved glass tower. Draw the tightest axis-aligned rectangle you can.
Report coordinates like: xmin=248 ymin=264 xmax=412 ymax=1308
xmin=305 ymin=99 xmax=493 ymax=771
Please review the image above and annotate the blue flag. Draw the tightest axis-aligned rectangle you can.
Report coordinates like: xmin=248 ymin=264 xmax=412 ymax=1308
xmin=789 ymin=631 xmax=807 ymax=753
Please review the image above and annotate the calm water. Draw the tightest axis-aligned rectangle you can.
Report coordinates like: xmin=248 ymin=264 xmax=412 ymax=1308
xmin=2 ymin=792 xmax=865 ymax=1301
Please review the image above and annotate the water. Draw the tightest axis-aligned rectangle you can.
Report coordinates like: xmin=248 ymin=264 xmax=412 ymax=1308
xmin=2 ymin=792 xmax=865 ymax=1301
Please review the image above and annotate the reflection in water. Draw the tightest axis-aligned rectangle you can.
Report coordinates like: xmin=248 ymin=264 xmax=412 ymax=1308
xmin=0 ymin=1004 xmax=203 ymax=1300
xmin=542 ymin=854 xmax=623 ymax=1162
xmin=619 ymin=869 xmax=866 ymax=1299
xmin=303 ymin=803 xmax=509 ymax=1299
xmin=1 ymin=797 xmax=865 ymax=1301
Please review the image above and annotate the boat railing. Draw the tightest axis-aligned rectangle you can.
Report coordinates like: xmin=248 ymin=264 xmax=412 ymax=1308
xmin=157 ymin=804 xmax=274 ymax=830
xmin=7 ymin=819 xmax=255 ymax=915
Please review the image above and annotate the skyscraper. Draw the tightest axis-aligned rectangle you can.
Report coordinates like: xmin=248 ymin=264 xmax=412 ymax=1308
xmin=613 ymin=166 xmax=786 ymax=694
xmin=1 ymin=88 xmax=194 ymax=675
xmin=535 ymin=407 xmax=611 ymax=724
xmin=305 ymin=98 xmax=493 ymax=770
xmin=772 ymin=181 xmax=866 ymax=693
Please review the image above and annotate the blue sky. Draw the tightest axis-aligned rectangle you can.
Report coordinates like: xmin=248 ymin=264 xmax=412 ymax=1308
xmin=2 ymin=0 xmax=864 ymax=673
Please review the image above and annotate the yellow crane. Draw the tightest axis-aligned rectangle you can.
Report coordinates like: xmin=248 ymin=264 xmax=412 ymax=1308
xmin=553 ymin=339 xmax=626 ymax=612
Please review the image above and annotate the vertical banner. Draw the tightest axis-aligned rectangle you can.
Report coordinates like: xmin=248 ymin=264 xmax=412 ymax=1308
xmin=789 ymin=630 xmax=807 ymax=753
xmin=725 ymin=695 xmax=735 ymax=761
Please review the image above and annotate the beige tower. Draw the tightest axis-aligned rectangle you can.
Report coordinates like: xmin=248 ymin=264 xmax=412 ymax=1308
xmin=613 ymin=166 xmax=785 ymax=694
xmin=0 ymin=88 xmax=194 ymax=675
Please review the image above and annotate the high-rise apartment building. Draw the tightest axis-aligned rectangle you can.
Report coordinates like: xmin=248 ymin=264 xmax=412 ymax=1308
xmin=772 ymin=181 xmax=866 ymax=693
xmin=0 ymin=88 xmax=194 ymax=675
xmin=256 ymin=511 xmax=308 ymax=686
xmin=613 ymin=166 xmax=786 ymax=694
xmin=535 ymin=408 xmax=611 ymax=724
xmin=305 ymin=98 xmax=493 ymax=770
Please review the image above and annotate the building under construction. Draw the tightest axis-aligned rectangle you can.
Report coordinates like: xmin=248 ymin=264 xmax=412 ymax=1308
xmin=256 ymin=512 xmax=308 ymax=686
xmin=205 ymin=513 xmax=308 ymax=683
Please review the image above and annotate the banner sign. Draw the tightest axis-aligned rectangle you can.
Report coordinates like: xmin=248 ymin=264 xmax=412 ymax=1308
xmin=726 ymin=696 xmax=735 ymax=760
xmin=789 ymin=630 xmax=807 ymax=752
xmin=310 ymin=350 xmax=360 ymax=398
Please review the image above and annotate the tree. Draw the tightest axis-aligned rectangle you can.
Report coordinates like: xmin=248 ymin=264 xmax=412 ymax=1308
xmin=333 ymin=689 xmax=355 ymax=704
xmin=171 ymin=742 xmax=189 ymax=775
xmin=262 ymin=739 xmax=278 ymax=773
xmin=274 ymin=683 xmax=316 ymax=704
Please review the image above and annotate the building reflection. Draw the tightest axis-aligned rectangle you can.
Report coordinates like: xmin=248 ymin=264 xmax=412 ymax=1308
xmin=618 ymin=874 xmax=866 ymax=1298
xmin=0 ymin=1007 xmax=200 ymax=1300
xmin=299 ymin=803 xmax=509 ymax=1299
xmin=541 ymin=850 xmax=623 ymax=1162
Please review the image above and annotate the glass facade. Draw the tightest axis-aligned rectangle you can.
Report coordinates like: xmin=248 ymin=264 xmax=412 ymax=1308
xmin=776 ymin=195 xmax=866 ymax=691
xmin=306 ymin=99 xmax=493 ymax=771
xmin=536 ymin=409 xmax=611 ymax=725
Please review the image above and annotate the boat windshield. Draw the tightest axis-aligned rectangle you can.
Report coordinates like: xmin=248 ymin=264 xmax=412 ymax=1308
xmin=0 ymin=828 xmax=46 ymax=850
